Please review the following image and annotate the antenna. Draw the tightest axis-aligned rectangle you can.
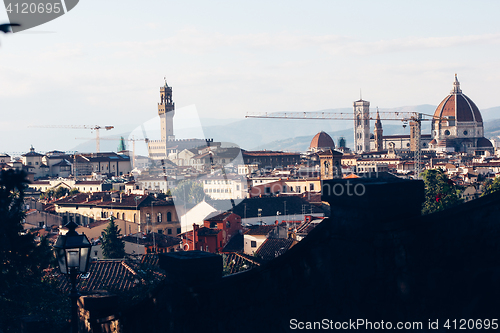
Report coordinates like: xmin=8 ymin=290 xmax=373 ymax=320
xmin=360 ymin=89 xmax=362 ymax=101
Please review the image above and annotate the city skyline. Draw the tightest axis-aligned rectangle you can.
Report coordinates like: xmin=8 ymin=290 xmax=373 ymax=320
xmin=1 ymin=1 xmax=500 ymax=153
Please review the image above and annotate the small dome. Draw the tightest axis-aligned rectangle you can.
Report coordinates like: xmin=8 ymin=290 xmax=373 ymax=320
xmin=477 ymin=137 xmax=493 ymax=148
xmin=434 ymin=75 xmax=483 ymax=123
xmin=310 ymin=131 xmax=335 ymax=150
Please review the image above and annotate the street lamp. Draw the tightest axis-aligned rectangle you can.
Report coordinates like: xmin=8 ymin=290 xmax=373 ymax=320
xmin=53 ymin=221 xmax=92 ymax=333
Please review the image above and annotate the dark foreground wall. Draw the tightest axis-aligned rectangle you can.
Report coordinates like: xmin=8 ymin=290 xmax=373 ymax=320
xmin=116 ymin=178 xmax=500 ymax=332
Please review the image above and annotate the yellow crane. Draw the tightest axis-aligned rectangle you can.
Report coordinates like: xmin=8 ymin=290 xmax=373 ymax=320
xmin=246 ymin=111 xmax=440 ymax=179
xmin=75 ymin=135 xmax=149 ymax=169
xmin=28 ymin=125 xmax=114 ymax=153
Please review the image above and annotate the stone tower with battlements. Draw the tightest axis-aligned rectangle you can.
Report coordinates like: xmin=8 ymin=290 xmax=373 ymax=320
xmin=158 ymin=80 xmax=175 ymax=141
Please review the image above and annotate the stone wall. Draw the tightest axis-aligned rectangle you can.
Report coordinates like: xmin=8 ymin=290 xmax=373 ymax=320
xmin=86 ymin=178 xmax=500 ymax=332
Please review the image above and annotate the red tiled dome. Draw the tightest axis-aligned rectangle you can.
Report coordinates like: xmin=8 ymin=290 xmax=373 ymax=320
xmin=434 ymin=75 xmax=483 ymax=123
xmin=477 ymin=137 xmax=493 ymax=148
xmin=310 ymin=131 xmax=334 ymax=150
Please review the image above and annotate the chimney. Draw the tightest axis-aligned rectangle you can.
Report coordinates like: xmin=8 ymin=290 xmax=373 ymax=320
xmin=193 ymin=223 xmax=199 ymax=246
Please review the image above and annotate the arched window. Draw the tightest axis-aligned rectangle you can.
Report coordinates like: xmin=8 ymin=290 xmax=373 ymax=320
xmin=167 ymin=212 xmax=172 ymax=222
xmin=122 ymin=213 xmax=125 ymax=220
xmin=133 ymin=213 xmax=136 ymax=222
xmin=157 ymin=213 xmax=162 ymax=223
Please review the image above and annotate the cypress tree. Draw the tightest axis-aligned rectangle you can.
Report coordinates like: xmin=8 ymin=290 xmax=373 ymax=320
xmin=101 ymin=217 xmax=125 ymax=259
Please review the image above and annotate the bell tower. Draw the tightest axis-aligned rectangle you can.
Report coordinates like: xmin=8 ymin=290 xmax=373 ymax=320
xmin=374 ymin=109 xmax=383 ymax=152
xmin=353 ymin=99 xmax=370 ymax=154
xmin=158 ymin=79 xmax=175 ymax=141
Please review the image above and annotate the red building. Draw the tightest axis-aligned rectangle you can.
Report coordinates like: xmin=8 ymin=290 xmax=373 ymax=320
xmin=181 ymin=212 xmax=242 ymax=253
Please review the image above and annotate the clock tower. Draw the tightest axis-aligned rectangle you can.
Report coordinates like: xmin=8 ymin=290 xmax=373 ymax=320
xmin=158 ymin=79 xmax=175 ymax=141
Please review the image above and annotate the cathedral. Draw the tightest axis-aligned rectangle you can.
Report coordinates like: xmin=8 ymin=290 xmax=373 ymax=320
xmin=365 ymin=75 xmax=493 ymax=155
xmin=428 ymin=75 xmax=493 ymax=154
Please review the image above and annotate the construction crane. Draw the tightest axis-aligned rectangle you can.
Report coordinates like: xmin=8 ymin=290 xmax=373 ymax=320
xmin=28 ymin=125 xmax=114 ymax=153
xmin=75 ymin=135 xmax=149 ymax=169
xmin=245 ymin=111 xmax=438 ymax=179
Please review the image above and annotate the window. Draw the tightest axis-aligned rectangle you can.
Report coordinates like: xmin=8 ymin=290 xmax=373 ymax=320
xmin=157 ymin=213 xmax=162 ymax=223
xmin=251 ymin=241 xmax=257 ymax=248
xmin=177 ymin=228 xmax=181 ymax=234
xmin=310 ymin=183 xmax=314 ymax=191
xmin=167 ymin=228 xmax=172 ymax=234
xmin=146 ymin=213 xmax=151 ymax=223
xmin=167 ymin=212 xmax=172 ymax=222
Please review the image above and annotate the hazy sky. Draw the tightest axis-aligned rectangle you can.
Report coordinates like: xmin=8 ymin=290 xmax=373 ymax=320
xmin=1 ymin=0 xmax=500 ymax=153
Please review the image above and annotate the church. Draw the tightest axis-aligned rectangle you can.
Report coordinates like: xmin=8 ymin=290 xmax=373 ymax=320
xmin=428 ymin=74 xmax=493 ymax=154
xmin=366 ymin=75 xmax=493 ymax=155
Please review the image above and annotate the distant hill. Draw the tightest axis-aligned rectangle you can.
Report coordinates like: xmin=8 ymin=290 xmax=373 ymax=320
xmin=484 ymin=119 xmax=500 ymax=138
xmin=70 ymin=106 xmax=500 ymax=154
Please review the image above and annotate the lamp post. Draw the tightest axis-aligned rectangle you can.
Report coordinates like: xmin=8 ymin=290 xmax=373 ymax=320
xmin=53 ymin=221 xmax=92 ymax=333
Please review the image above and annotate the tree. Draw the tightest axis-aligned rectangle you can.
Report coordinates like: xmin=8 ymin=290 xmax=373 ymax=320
xmin=54 ymin=186 xmax=69 ymax=198
xmin=69 ymin=188 xmax=79 ymax=195
xmin=40 ymin=186 xmax=73 ymax=200
xmin=101 ymin=217 xmax=125 ymax=259
xmin=421 ymin=169 xmax=462 ymax=215
xmin=172 ymin=180 xmax=205 ymax=205
xmin=481 ymin=177 xmax=500 ymax=197
xmin=0 ymin=169 xmax=68 ymax=332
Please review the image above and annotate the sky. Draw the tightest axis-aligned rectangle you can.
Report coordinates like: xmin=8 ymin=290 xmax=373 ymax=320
xmin=1 ymin=0 xmax=500 ymax=154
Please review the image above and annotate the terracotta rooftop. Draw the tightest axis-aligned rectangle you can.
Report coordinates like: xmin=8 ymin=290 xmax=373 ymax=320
xmin=244 ymin=225 xmax=276 ymax=236
xmin=255 ymin=238 xmax=296 ymax=261
xmin=58 ymin=260 xmax=142 ymax=293
xmin=242 ymin=150 xmax=300 ymax=157
xmin=222 ymin=252 xmax=261 ymax=275
xmin=221 ymin=233 xmax=244 ymax=253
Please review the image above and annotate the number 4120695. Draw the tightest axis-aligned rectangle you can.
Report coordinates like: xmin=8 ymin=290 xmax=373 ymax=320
xmin=444 ymin=319 xmax=498 ymax=330
xmin=6 ymin=2 xmax=62 ymax=14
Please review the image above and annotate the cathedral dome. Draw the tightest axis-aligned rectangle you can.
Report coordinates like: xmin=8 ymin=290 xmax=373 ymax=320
xmin=433 ymin=75 xmax=483 ymax=123
xmin=310 ymin=131 xmax=335 ymax=151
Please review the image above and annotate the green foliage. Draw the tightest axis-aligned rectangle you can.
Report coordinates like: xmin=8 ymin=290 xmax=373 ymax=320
xmin=0 ymin=169 xmax=68 ymax=332
xmin=481 ymin=177 xmax=500 ymax=197
xmin=40 ymin=186 xmax=72 ymax=200
xmin=172 ymin=180 xmax=205 ymax=205
xmin=101 ymin=217 xmax=125 ymax=259
xmin=421 ymin=169 xmax=462 ymax=215
xmin=69 ymin=188 xmax=79 ymax=195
